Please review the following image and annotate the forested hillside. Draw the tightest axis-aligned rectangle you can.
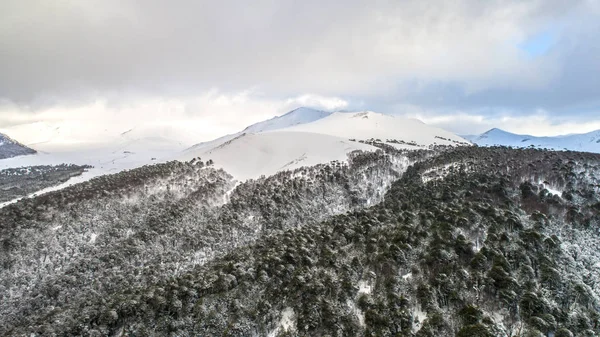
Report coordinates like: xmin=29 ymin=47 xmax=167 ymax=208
xmin=0 ymin=150 xmax=408 ymax=336
xmin=1 ymin=147 xmax=599 ymax=336
xmin=0 ymin=164 xmax=91 ymax=203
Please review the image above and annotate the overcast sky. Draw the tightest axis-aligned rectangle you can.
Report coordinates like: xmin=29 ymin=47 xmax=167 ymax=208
xmin=1 ymin=0 xmax=599 ymax=139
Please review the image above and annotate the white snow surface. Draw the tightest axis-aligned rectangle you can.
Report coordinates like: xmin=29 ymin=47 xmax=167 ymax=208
xmin=181 ymin=110 xmax=468 ymax=180
xmin=179 ymin=131 xmax=377 ymax=180
xmin=357 ymin=280 xmax=373 ymax=295
xmin=464 ymin=128 xmax=600 ymax=153
xmin=540 ymin=181 xmax=563 ymax=197
xmin=1 ymin=107 xmax=467 ymax=195
xmin=280 ymin=111 xmax=469 ymax=147
xmin=0 ymin=120 xmax=192 ymax=201
xmin=267 ymin=307 xmax=296 ymax=337
xmin=412 ymin=305 xmax=427 ymax=333
xmin=243 ymin=107 xmax=332 ymax=134
xmin=185 ymin=107 xmax=331 ymax=152
xmin=347 ymin=299 xmax=365 ymax=327
xmin=1 ymin=118 xmax=202 ymax=151
xmin=89 ymin=233 xmax=97 ymax=244
xmin=0 ymin=141 xmax=180 ymax=205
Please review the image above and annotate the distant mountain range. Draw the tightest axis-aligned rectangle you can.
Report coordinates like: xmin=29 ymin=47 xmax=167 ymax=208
xmin=464 ymin=128 xmax=600 ymax=153
xmin=0 ymin=132 xmax=36 ymax=159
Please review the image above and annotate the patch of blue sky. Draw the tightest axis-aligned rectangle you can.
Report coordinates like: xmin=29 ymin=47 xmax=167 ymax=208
xmin=518 ymin=27 xmax=560 ymax=58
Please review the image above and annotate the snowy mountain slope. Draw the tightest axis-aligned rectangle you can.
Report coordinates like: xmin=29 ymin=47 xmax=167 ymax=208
xmin=0 ymin=118 xmax=205 ymax=171
xmin=0 ymin=133 xmax=36 ymax=159
xmin=181 ymin=109 xmax=470 ymax=180
xmin=0 ymin=144 xmax=179 ymax=206
xmin=2 ymin=120 xmax=198 ymax=153
xmin=464 ymin=128 xmax=600 ymax=153
xmin=279 ymin=111 xmax=470 ymax=148
xmin=118 ymin=123 xmax=205 ymax=148
xmin=185 ymin=107 xmax=331 ymax=152
xmin=0 ymin=107 xmax=468 ymax=191
xmin=0 ymin=120 xmax=116 ymax=151
xmin=0 ymin=109 xmax=336 ymax=199
xmin=179 ymin=131 xmax=377 ymax=179
xmin=0 ymin=121 xmax=194 ymax=199
xmin=243 ymin=107 xmax=332 ymax=133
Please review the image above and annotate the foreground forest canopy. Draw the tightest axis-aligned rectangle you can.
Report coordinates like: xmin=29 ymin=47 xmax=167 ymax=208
xmin=1 ymin=146 xmax=600 ymax=336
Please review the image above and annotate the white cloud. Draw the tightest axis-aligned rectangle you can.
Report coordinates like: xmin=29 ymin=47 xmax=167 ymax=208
xmin=0 ymin=0 xmax=588 ymax=103
xmin=0 ymin=0 xmax=598 ymax=142
xmin=402 ymin=109 xmax=600 ymax=137
xmin=0 ymin=90 xmax=348 ymax=147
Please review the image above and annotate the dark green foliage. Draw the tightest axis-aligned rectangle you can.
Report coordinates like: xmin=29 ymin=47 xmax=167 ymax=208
xmin=456 ymin=324 xmax=494 ymax=337
xmin=2 ymin=146 xmax=600 ymax=336
xmin=0 ymin=164 xmax=91 ymax=202
xmin=458 ymin=305 xmax=483 ymax=325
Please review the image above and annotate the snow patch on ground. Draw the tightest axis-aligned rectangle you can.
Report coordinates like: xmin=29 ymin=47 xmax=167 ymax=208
xmin=421 ymin=161 xmax=477 ymax=183
xmin=222 ymin=182 xmax=241 ymax=205
xmin=267 ymin=307 xmax=296 ymax=337
xmin=412 ymin=306 xmax=427 ymax=333
xmin=538 ymin=180 xmax=563 ymax=196
xmin=348 ymin=278 xmax=377 ymax=329
xmin=347 ymin=299 xmax=365 ymax=327
xmin=358 ymin=280 xmax=373 ymax=295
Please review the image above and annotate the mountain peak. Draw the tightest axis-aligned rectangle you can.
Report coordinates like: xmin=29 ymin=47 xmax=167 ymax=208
xmin=285 ymin=106 xmax=326 ymax=115
xmin=0 ymin=132 xmax=37 ymax=159
xmin=241 ymin=107 xmax=331 ymax=134
xmin=483 ymin=127 xmax=506 ymax=134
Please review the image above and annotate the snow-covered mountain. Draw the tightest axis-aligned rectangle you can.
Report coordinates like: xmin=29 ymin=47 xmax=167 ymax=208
xmin=464 ymin=128 xmax=600 ymax=153
xmin=0 ymin=132 xmax=36 ymax=159
xmin=1 ymin=107 xmax=468 ymax=196
xmin=0 ymin=121 xmax=195 ymax=196
xmin=281 ymin=111 xmax=470 ymax=148
xmin=181 ymin=109 xmax=470 ymax=180
xmin=186 ymin=107 xmax=332 ymax=152
xmin=243 ymin=107 xmax=332 ymax=133
xmin=180 ymin=131 xmax=377 ymax=179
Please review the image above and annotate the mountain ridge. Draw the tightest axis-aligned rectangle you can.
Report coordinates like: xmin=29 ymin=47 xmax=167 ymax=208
xmin=0 ymin=132 xmax=37 ymax=159
xmin=185 ymin=107 xmax=332 ymax=152
xmin=180 ymin=108 xmax=470 ymax=180
xmin=464 ymin=127 xmax=600 ymax=153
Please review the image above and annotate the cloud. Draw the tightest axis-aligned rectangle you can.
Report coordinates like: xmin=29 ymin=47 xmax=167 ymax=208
xmin=402 ymin=107 xmax=600 ymax=137
xmin=0 ymin=1 xmax=590 ymax=101
xmin=0 ymin=90 xmax=348 ymax=146
xmin=0 ymin=0 xmax=598 ymax=137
